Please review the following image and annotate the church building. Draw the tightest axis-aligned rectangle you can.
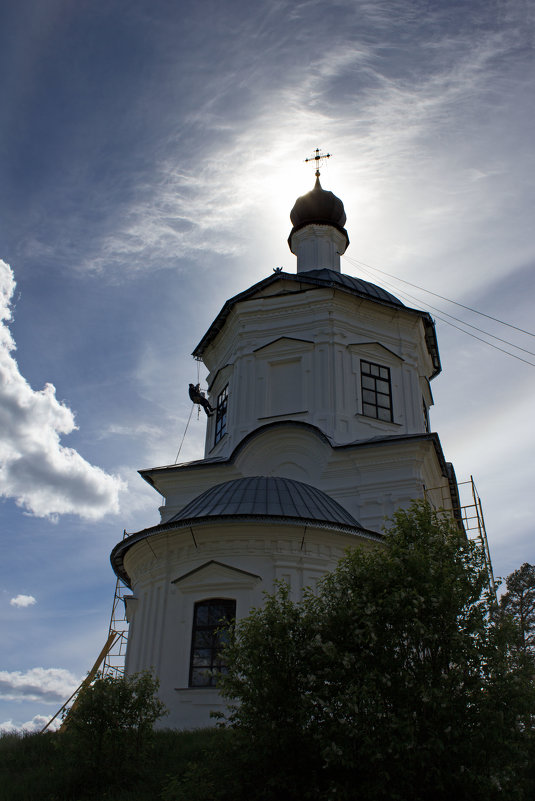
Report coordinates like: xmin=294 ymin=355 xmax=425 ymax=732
xmin=111 ymin=167 xmax=460 ymax=730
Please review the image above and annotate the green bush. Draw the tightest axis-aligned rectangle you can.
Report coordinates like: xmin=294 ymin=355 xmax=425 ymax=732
xmin=60 ymin=670 xmax=167 ymax=795
xmin=217 ymin=501 xmax=535 ymax=801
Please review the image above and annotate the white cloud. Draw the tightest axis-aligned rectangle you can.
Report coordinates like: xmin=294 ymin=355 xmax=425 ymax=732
xmin=81 ymin=17 xmax=528 ymax=286
xmin=9 ymin=594 xmax=36 ymax=608
xmin=0 ymin=260 xmax=126 ymax=520
xmin=0 ymin=713 xmax=61 ymax=733
xmin=0 ymin=667 xmax=80 ymax=703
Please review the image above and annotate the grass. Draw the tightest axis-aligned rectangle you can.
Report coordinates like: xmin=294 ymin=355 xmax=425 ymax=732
xmin=0 ymin=727 xmax=227 ymax=801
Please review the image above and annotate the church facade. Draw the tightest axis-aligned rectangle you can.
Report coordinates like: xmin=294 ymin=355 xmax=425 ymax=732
xmin=111 ymin=175 xmax=460 ymax=730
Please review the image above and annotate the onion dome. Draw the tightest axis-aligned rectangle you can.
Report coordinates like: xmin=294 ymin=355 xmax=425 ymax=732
xmin=289 ymin=176 xmax=349 ymax=245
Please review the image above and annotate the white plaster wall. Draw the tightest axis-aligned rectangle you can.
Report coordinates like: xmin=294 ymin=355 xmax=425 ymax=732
xmin=123 ymin=522 xmax=378 ymax=730
xmin=155 ymin=425 xmax=453 ymax=532
xmin=120 ymin=270 xmax=453 ymax=732
xmin=289 ymin=224 xmax=348 ymax=272
xmin=201 ymin=283 xmax=435 ymax=459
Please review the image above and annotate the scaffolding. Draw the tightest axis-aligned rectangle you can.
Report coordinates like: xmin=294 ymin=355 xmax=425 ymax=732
xmin=102 ymin=529 xmax=130 ymax=678
xmin=101 ymin=578 xmax=129 ymax=677
xmin=425 ymin=476 xmax=496 ymax=599
xmin=457 ymin=476 xmax=496 ymax=597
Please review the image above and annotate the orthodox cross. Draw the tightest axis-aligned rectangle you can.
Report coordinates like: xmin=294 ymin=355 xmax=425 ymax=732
xmin=305 ymin=147 xmax=332 ymax=177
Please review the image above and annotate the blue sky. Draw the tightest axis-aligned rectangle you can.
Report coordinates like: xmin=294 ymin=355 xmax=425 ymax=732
xmin=1 ymin=0 xmax=534 ymax=730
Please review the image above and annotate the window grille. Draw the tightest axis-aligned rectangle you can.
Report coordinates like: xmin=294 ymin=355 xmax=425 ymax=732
xmin=360 ymin=360 xmax=393 ymax=422
xmin=189 ymin=598 xmax=236 ymax=687
xmin=214 ymin=385 xmax=228 ymax=445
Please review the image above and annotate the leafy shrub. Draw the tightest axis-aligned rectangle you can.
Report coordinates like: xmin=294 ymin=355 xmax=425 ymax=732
xmin=60 ymin=670 xmax=166 ymax=795
xmin=217 ymin=502 xmax=535 ymax=801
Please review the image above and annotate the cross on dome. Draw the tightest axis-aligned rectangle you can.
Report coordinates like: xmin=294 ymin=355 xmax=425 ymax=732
xmin=304 ymin=147 xmax=332 ymax=177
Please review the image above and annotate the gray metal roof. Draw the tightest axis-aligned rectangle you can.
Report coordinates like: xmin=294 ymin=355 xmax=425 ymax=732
xmin=168 ymin=475 xmax=361 ymax=528
xmin=299 ymin=268 xmax=403 ymax=307
xmin=191 ymin=269 xmax=442 ymax=370
xmin=290 ymin=177 xmax=347 ymax=229
xmin=111 ymin=475 xmax=382 ymax=587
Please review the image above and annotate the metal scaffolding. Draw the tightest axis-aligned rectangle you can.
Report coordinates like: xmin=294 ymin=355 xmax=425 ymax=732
xmin=457 ymin=476 xmax=496 ymax=597
xmin=425 ymin=476 xmax=496 ymax=598
xmin=102 ymin=529 xmax=130 ymax=678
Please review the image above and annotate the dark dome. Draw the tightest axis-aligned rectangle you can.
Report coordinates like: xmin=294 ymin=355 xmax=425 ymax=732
xmin=169 ymin=475 xmax=361 ymax=529
xmin=290 ymin=176 xmax=347 ymax=231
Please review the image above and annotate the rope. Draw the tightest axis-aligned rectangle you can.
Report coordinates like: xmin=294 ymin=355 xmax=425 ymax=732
xmin=174 ymin=358 xmax=204 ymax=464
xmin=174 ymin=403 xmax=195 ymax=464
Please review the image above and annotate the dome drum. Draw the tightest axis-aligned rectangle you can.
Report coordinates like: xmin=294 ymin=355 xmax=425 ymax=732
xmin=289 ymin=223 xmax=348 ymax=273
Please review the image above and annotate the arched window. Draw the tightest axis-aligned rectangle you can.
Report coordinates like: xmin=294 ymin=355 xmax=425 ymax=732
xmin=189 ymin=598 xmax=236 ymax=687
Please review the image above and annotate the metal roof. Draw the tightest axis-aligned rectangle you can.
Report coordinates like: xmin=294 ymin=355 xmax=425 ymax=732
xmin=111 ymin=475 xmax=382 ymax=587
xmin=289 ymin=177 xmax=349 ymax=249
xmin=191 ymin=269 xmax=441 ymax=377
xmin=290 ymin=177 xmax=347 ymax=229
xmin=299 ymin=268 xmax=403 ymax=306
xmin=168 ymin=475 xmax=361 ymax=527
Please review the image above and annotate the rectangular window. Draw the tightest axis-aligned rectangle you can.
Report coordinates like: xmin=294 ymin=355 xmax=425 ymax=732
xmin=360 ymin=360 xmax=393 ymax=422
xmin=189 ymin=598 xmax=236 ymax=687
xmin=214 ymin=385 xmax=228 ymax=445
xmin=422 ymin=398 xmax=430 ymax=433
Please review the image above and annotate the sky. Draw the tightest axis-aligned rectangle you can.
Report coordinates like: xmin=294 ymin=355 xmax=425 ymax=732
xmin=0 ymin=0 xmax=534 ymax=731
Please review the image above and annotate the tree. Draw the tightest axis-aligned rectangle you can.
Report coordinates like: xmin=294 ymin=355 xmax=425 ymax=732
xmin=62 ymin=670 xmax=167 ymax=794
xmin=216 ymin=584 xmax=320 ymax=801
xmin=500 ymin=563 xmax=535 ymax=656
xmin=218 ymin=502 xmax=535 ymax=801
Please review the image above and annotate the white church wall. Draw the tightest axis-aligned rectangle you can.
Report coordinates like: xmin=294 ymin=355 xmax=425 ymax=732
xmin=289 ymin=223 xmax=348 ymax=272
xmin=147 ymin=424 xmax=453 ymax=538
xmin=113 ymin=177 xmax=455 ymax=733
xmin=121 ymin=521 xmax=378 ymax=729
xmin=200 ymin=283 xmax=437 ymax=460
